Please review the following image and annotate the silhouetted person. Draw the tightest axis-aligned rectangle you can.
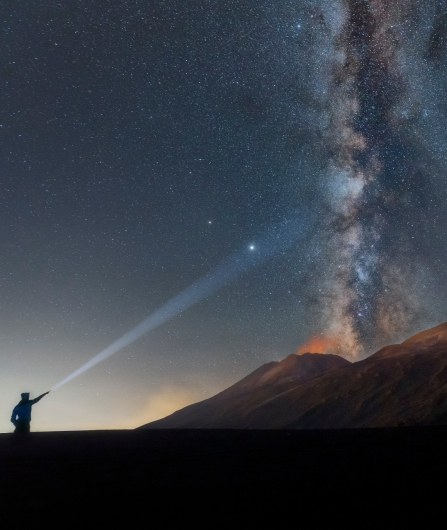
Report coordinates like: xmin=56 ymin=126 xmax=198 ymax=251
xmin=11 ymin=391 xmax=50 ymax=433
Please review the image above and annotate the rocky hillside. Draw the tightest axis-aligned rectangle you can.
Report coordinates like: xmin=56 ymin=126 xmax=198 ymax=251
xmin=139 ymin=323 xmax=447 ymax=429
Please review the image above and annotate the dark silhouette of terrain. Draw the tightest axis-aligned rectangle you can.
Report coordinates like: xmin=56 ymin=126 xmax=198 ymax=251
xmin=141 ymin=322 xmax=447 ymax=429
xmin=2 ymin=428 xmax=447 ymax=527
xmin=6 ymin=323 xmax=447 ymax=526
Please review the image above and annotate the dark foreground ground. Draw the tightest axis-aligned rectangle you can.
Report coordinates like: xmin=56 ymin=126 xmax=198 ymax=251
xmin=1 ymin=427 xmax=447 ymax=527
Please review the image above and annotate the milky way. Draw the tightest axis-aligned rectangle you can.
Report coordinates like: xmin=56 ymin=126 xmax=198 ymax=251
xmin=308 ymin=0 xmax=447 ymax=358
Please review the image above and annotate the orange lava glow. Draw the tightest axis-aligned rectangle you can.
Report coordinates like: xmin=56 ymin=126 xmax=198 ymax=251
xmin=296 ymin=336 xmax=339 ymax=355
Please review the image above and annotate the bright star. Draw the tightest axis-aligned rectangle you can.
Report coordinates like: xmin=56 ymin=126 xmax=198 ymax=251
xmin=249 ymin=245 xmax=255 ymax=251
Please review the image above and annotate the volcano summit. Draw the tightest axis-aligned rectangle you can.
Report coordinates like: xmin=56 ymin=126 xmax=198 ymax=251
xmin=140 ymin=323 xmax=447 ymax=429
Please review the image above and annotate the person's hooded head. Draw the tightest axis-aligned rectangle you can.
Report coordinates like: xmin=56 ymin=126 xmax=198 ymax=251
xmin=18 ymin=393 xmax=30 ymax=406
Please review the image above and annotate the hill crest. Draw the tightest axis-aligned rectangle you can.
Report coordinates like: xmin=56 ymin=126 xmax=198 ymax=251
xmin=139 ymin=322 xmax=447 ymax=430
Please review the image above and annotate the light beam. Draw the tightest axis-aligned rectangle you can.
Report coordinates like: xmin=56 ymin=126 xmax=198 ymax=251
xmin=52 ymin=213 xmax=311 ymax=390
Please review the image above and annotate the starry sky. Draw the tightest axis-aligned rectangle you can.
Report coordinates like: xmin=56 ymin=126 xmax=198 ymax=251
xmin=2 ymin=0 xmax=447 ymax=431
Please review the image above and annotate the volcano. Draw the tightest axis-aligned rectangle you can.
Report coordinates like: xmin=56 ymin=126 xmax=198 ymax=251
xmin=140 ymin=322 xmax=447 ymax=429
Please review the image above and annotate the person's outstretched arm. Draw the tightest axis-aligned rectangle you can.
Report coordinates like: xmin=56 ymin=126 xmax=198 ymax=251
xmin=30 ymin=391 xmax=50 ymax=405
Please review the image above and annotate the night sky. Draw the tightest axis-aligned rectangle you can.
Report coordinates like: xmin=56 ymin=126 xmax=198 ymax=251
xmin=2 ymin=0 xmax=447 ymax=431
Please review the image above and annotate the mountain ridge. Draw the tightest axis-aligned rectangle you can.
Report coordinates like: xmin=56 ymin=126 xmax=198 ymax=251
xmin=139 ymin=322 xmax=447 ymax=429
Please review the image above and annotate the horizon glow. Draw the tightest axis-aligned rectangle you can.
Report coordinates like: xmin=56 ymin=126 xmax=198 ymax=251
xmin=52 ymin=213 xmax=311 ymax=390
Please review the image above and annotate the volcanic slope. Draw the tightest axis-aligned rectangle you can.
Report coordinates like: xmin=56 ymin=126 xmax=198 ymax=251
xmin=140 ymin=323 xmax=447 ymax=429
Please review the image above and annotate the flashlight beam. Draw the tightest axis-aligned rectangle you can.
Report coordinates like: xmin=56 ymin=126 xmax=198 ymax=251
xmin=52 ymin=213 xmax=311 ymax=390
